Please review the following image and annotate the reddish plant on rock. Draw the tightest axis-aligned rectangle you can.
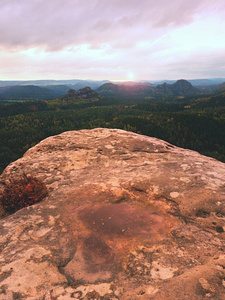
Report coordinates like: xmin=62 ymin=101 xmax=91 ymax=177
xmin=0 ymin=174 xmax=48 ymax=213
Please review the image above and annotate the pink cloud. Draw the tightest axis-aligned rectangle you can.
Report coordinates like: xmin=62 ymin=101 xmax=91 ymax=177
xmin=0 ymin=0 xmax=223 ymax=51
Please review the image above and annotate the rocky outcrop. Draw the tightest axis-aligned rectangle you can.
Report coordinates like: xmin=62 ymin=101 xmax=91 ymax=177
xmin=61 ymin=87 xmax=99 ymax=102
xmin=75 ymin=87 xmax=99 ymax=99
xmin=0 ymin=128 xmax=224 ymax=299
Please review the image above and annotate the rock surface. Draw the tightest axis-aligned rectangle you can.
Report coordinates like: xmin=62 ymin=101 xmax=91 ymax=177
xmin=0 ymin=128 xmax=224 ymax=299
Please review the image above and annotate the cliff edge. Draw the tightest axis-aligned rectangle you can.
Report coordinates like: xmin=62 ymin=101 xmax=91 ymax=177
xmin=0 ymin=128 xmax=224 ymax=299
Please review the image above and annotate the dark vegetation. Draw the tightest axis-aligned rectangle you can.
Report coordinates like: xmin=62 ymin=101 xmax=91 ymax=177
xmin=0 ymin=85 xmax=70 ymax=100
xmin=0 ymin=174 xmax=48 ymax=213
xmin=0 ymin=80 xmax=225 ymax=173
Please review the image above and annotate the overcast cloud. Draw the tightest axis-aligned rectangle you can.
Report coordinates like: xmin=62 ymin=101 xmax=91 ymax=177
xmin=0 ymin=0 xmax=224 ymax=80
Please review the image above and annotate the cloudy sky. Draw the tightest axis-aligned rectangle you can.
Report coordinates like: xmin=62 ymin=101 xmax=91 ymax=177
xmin=0 ymin=0 xmax=225 ymax=81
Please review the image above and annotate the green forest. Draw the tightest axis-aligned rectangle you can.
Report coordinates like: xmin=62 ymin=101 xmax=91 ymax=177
xmin=0 ymin=90 xmax=225 ymax=173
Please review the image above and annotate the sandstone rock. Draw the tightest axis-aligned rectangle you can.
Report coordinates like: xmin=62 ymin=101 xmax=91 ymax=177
xmin=0 ymin=128 xmax=224 ymax=299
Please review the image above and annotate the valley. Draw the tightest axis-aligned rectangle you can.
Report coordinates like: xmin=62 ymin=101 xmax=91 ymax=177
xmin=0 ymin=79 xmax=225 ymax=173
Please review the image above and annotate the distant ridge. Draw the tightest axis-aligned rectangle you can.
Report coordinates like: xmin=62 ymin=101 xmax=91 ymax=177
xmin=0 ymin=78 xmax=224 ymax=88
xmin=0 ymin=79 xmax=109 ymax=88
xmin=0 ymin=78 xmax=225 ymax=101
xmin=152 ymin=78 xmax=225 ymax=86
xmin=0 ymin=80 xmax=108 ymax=100
xmin=97 ymin=79 xmax=198 ymax=98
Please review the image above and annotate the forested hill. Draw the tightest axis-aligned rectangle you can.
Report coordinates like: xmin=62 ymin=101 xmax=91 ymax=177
xmin=96 ymin=79 xmax=199 ymax=98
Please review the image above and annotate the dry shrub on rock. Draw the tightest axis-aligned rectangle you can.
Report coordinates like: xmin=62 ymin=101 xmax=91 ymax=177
xmin=0 ymin=174 xmax=47 ymax=213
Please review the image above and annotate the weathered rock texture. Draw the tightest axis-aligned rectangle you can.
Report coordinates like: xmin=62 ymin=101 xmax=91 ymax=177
xmin=0 ymin=128 xmax=224 ymax=299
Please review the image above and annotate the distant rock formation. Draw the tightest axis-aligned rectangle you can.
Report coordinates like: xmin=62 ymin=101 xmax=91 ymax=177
xmin=0 ymin=129 xmax=224 ymax=299
xmin=62 ymin=86 xmax=99 ymax=101
xmin=75 ymin=86 xmax=99 ymax=99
